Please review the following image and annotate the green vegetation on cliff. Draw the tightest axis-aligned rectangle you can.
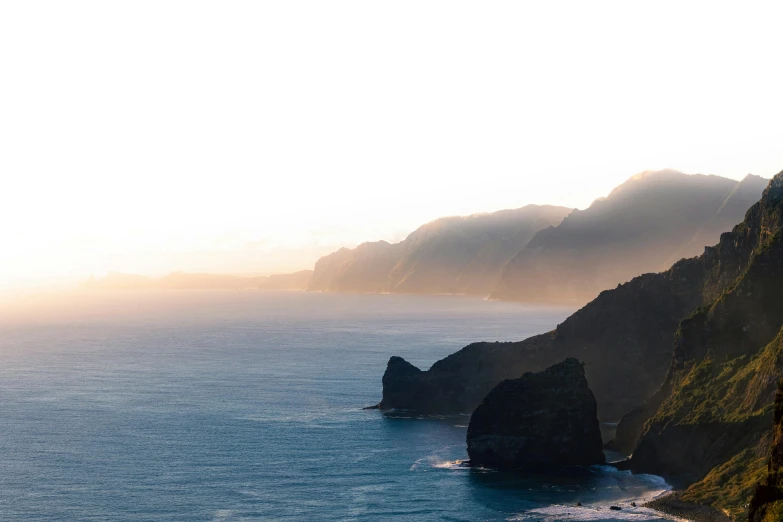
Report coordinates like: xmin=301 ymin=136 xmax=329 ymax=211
xmin=627 ymin=172 xmax=783 ymax=519
xmin=645 ymin=330 xmax=783 ymax=518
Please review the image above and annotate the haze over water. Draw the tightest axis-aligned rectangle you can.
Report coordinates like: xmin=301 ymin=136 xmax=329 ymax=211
xmin=0 ymin=291 xmax=675 ymax=520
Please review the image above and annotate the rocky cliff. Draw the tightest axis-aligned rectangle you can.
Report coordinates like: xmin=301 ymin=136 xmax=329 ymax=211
xmin=308 ymin=205 xmax=571 ymax=294
xmin=620 ymin=172 xmax=783 ymax=518
xmin=492 ymin=171 xmax=768 ymax=304
xmin=466 ymin=358 xmax=605 ymax=468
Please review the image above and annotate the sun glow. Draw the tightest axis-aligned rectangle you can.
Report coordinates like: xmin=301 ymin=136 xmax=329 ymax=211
xmin=2 ymin=1 xmax=782 ymax=290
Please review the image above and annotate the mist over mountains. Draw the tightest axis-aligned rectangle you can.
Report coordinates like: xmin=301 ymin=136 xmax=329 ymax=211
xmin=310 ymin=170 xmax=768 ymax=303
xmin=82 ymin=270 xmax=313 ymax=291
xmin=492 ymin=170 xmax=769 ymax=302
xmin=307 ymin=205 xmax=571 ymax=295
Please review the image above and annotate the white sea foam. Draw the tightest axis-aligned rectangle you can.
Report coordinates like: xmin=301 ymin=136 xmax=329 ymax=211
xmin=509 ymin=503 xmax=686 ymax=521
xmin=410 ymin=450 xmax=469 ymax=471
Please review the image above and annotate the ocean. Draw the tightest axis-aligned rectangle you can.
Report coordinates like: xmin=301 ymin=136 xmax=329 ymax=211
xmin=0 ymin=291 xmax=674 ymax=521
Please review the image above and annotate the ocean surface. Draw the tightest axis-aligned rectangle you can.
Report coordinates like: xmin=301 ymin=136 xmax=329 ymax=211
xmin=0 ymin=291 xmax=675 ymax=521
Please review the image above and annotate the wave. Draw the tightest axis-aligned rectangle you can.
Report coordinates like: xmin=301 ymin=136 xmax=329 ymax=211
xmin=513 ymin=503 xmax=684 ymax=521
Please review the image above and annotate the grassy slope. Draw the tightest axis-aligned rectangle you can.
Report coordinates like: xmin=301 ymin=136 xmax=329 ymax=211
xmin=647 ymin=329 xmax=783 ymax=518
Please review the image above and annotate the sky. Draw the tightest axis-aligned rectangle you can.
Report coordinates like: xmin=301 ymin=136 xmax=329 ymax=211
xmin=1 ymin=1 xmax=782 ymax=291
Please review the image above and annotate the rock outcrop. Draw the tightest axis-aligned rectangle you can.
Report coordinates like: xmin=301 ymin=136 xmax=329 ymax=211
xmin=308 ymin=205 xmax=571 ymax=295
xmin=466 ymin=358 xmax=605 ymax=468
xmin=492 ymin=171 xmax=768 ymax=304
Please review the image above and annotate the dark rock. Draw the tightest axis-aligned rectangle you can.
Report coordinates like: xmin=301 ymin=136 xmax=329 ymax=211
xmin=378 ymin=356 xmax=423 ymax=411
xmin=466 ymin=358 xmax=605 ymax=469
xmin=609 ymin=506 xmax=622 ymax=511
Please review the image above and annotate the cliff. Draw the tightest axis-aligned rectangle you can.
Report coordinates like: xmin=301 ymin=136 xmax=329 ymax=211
xmin=622 ymin=172 xmax=783 ymax=518
xmin=466 ymin=358 xmax=604 ymax=468
xmin=307 ymin=205 xmax=571 ymax=295
xmin=378 ymin=173 xmax=780 ymax=432
xmin=492 ymin=171 xmax=768 ymax=304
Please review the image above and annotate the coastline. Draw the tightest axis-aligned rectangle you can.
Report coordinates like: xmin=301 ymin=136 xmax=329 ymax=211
xmin=644 ymin=492 xmax=732 ymax=522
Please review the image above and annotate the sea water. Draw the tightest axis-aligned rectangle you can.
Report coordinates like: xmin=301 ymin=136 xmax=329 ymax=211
xmin=0 ymin=291 xmax=674 ymax=521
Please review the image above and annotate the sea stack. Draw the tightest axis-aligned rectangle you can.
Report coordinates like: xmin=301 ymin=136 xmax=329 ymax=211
xmin=466 ymin=358 xmax=605 ymax=469
xmin=378 ymin=356 xmax=423 ymax=410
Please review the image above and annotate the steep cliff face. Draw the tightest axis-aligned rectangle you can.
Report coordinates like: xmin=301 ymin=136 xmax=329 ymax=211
xmin=748 ymin=381 xmax=783 ymax=522
xmin=623 ymin=173 xmax=783 ymax=518
xmin=307 ymin=205 xmax=571 ymax=294
xmin=492 ymin=171 xmax=767 ymax=304
xmin=466 ymin=358 xmax=604 ymax=469
xmin=379 ymin=173 xmax=782 ymax=432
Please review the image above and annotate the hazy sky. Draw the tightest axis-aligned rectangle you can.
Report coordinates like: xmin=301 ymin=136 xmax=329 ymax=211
xmin=2 ymin=1 xmax=782 ymax=289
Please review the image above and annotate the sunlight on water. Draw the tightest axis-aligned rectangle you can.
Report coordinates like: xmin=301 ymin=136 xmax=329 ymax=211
xmin=0 ymin=291 xmax=677 ymax=520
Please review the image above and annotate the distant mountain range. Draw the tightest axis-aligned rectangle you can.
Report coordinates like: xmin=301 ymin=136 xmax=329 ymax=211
xmin=307 ymin=205 xmax=572 ymax=295
xmin=83 ymin=170 xmax=769 ymax=305
xmin=310 ymin=170 xmax=768 ymax=303
xmin=81 ymin=270 xmax=313 ymax=291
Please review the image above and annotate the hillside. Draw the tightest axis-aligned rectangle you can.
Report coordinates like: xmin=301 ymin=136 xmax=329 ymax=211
xmin=622 ymin=173 xmax=783 ymax=518
xmin=491 ymin=171 xmax=768 ymax=303
xmin=307 ymin=205 xmax=571 ymax=295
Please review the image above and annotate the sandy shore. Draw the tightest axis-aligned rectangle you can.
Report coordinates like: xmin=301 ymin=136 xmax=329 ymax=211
xmin=644 ymin=492 xmax=733 ymax=522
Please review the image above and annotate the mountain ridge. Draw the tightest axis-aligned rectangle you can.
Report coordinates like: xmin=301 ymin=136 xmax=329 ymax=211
xmin=307 ymin=204 xmax=572 ymax=295
xmin=491 ymin=170 xmax=769 ymax=303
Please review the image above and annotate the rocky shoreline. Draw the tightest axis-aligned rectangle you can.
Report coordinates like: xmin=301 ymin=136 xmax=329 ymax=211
xmin=644 ymin=492 xmax=732 ymax=522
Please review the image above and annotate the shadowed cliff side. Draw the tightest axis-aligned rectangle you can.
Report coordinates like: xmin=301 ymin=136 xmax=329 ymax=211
xmin=379 ymin=258 xmax=704 ymax=421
